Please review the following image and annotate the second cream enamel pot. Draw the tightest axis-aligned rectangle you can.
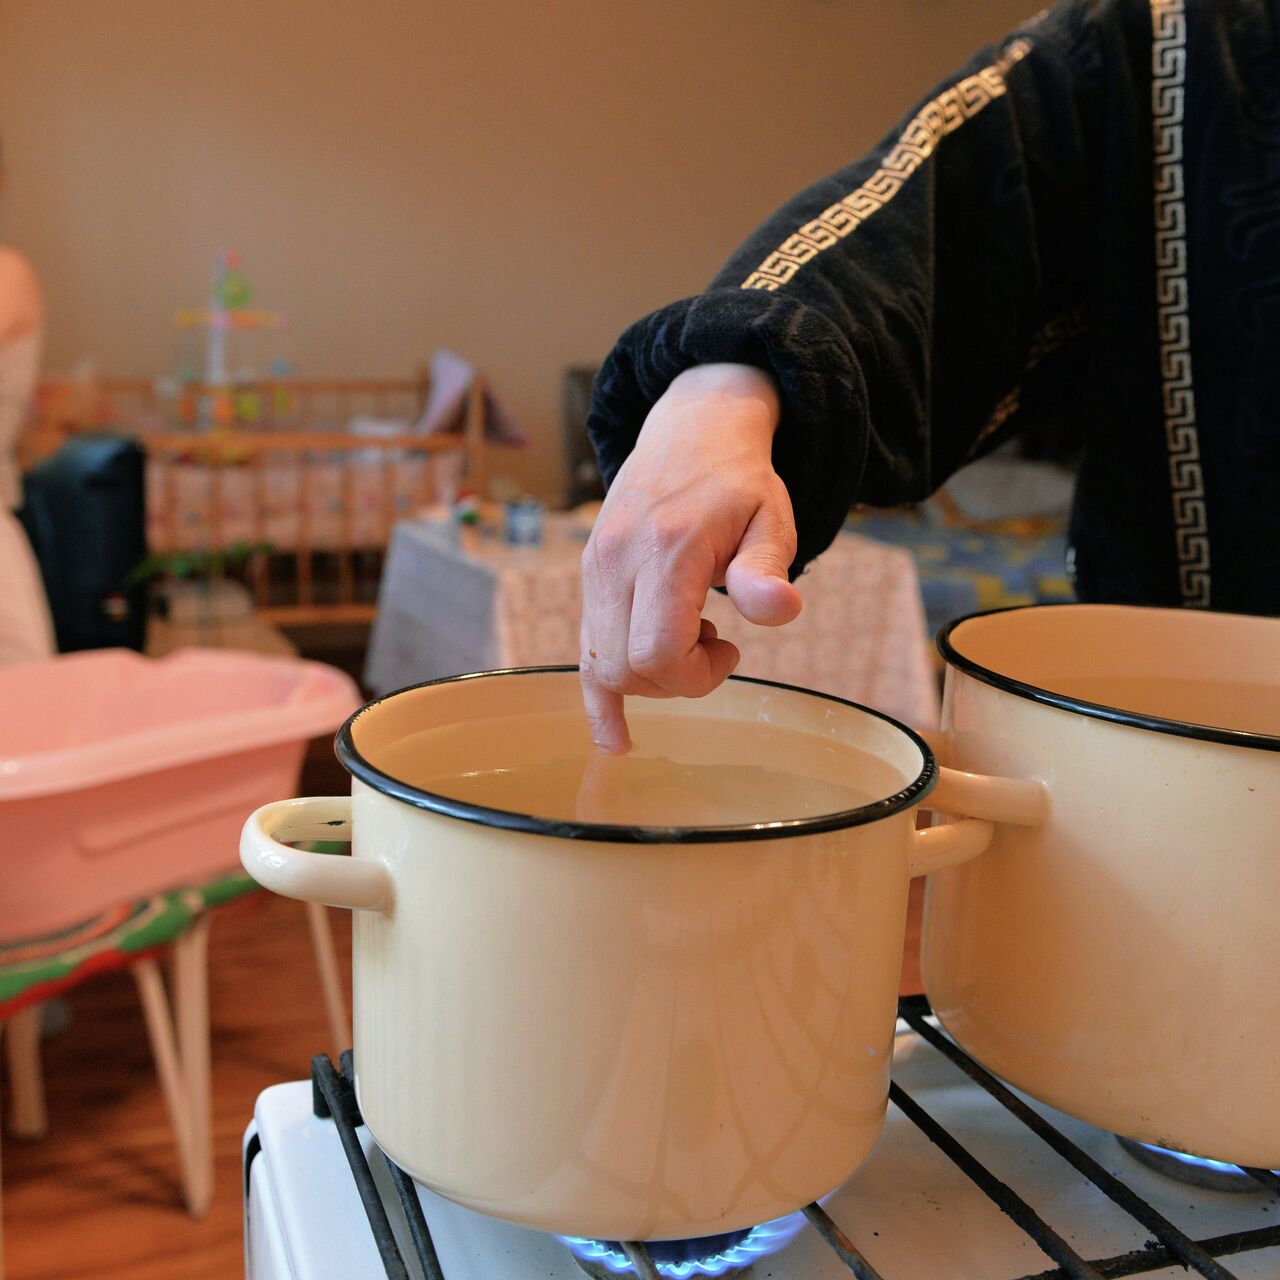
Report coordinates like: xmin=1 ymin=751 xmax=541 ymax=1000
xmin=924 ymin=603 xmax=1280 ymax=1169
xmin=239 ymin=668 xmax=1043 ymax=1242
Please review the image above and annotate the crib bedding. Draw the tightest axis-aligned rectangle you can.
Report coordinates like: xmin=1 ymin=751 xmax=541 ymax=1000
xmin=146 ymin=451 xmax=436 ymax=552
xmin=846 ymin=507 xmax=1073 ymax=641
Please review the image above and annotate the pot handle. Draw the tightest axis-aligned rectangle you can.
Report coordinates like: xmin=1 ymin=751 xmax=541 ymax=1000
xmin=240 ymin=797 xmax=393 ymax=913
xmin=908 ymin=747 xmax=1050 ymax=878
xmin=909 ymin=815 xmax=996 ymax=877
xmin=928 ymin=766 xmax=1050 ymax=827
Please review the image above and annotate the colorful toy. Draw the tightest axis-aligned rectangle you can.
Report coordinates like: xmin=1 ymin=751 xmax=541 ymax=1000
xmin=453 ymin=487 xmax=482 ymax=526
xmin=172 ymin=248 xmax=287 ymax=429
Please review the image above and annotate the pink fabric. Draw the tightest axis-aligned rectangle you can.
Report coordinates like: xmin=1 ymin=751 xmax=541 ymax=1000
xmin=0 ymin=508 xmax=54 ymax=668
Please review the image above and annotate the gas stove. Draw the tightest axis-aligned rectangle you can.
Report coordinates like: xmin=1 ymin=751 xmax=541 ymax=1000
xmin=242 ymin=997 xmax=1280 ymax=1279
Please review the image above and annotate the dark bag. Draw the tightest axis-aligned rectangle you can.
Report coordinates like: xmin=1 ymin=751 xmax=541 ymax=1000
xmin=19 ymin=433 xmax=147 ymax=652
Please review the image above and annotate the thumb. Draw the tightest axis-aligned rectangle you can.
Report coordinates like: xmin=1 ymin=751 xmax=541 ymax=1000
xmin=724 ymin=497 xmax=803 ymax=627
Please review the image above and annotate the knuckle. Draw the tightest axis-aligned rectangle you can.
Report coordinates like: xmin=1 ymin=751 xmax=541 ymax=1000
xmin=777 ymin=519 xmax=798 ymax=561
xmin=644 ymin=507 xmax=690 ymax=550
xmin=760 ymin=546 xmax=792 ymax=577
xmin=629 ymin=645 xmax=708 ymax=699
xmin=588 ymin=520 xmax=632 ymax=567
xmin=585 ymin=653 xmax=633 ymax=693
xmin=765 ymin=475 xmax=796 ymax=517
xmin=627 ymin=638 xmax=670 ymax=679
xmin=757 ymin=509 xmax=797 ymax=566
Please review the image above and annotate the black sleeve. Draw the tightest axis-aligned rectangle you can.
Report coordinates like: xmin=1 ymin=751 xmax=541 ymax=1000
xmin=587 ymin=0 xmax=1147 ymax=578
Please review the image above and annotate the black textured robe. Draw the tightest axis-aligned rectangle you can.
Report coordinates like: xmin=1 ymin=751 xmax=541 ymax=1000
xmin=588 ymin=0 xmax=1280 ymax=614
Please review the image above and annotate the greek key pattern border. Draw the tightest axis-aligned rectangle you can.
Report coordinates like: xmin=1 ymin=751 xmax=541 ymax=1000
xmin=1152 ymin=0 xmax=1211 ymax=606
xmin=740 ymin=40 xmax=1031 ymax=292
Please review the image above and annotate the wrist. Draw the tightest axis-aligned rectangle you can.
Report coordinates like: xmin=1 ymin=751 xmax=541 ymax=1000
xmin=662 ymin=363 xmax=781 ymax=441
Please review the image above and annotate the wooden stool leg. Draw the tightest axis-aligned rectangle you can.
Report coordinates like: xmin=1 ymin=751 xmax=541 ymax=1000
xmin=5 ymin=1006 xmax=47 ymax=1140
xmin=171 ymin=916 xmax=214 ymax=1218
xmin=305 ymin=902 xmax=351 ymax=1055
xmin=1 ymin=1021 xmax=6 ymax=1280
xmin=132 ymin=958 xmax=204 ymax=1219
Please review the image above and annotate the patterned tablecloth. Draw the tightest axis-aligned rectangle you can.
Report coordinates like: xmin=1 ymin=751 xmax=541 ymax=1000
xmin=365 ymin=516 xmax=940 ymax=729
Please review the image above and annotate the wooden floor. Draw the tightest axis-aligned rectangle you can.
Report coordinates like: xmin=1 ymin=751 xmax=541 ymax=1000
xmin=0 ymin=639 xmax=927 ymax=1280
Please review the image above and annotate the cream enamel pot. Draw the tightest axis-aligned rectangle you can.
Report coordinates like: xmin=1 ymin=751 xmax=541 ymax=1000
xmin=239 ymin=668 xmax=1044 ymax=1242
xmin=924 ymin=603 xmax=1280 ymax=1169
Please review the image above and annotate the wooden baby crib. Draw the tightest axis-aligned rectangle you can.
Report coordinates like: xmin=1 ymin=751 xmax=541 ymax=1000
xmin=27 ymin=372 xmax=490 ymax=626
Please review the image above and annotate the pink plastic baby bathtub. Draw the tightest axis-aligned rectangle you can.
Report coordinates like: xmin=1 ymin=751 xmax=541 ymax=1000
xmin=0 ymin=648 xmax=360 ymax=938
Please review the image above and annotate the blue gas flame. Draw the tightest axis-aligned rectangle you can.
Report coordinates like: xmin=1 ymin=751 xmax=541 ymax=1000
xmin=1134 ymin=1143 xmax=1268 ymax=1178
xmin=560 ymin=1212 xmax=806 ymax=1277
xmin=1131 ymin=1141 xmax=1280 ymax=1177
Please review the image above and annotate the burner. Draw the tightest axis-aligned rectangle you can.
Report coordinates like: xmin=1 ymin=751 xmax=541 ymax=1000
xmin=1116 ymin=1136 xmax=1265 ymax=1194
xmin=560 ymin=1213 xmax=806 ymax=1278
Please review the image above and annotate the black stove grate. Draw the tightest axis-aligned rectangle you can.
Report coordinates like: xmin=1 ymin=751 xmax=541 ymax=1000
xmin=311 ymin=1049 xmax=448 ymax=1280
xmin=309 ymin=996 xmax=1280 ymax=1280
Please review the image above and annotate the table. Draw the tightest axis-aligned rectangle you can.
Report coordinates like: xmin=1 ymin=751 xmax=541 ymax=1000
xmin=365 ymin=516 xmax=940 ymax=729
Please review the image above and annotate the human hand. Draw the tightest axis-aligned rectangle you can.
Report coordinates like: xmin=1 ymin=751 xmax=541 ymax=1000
xmin=579 ymin=362 xmax=804 ymax=753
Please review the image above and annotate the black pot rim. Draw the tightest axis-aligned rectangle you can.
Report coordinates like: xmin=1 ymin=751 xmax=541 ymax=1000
xmin=938 ymin=604 xmax=1280 ymax=753
xmin=334 ymin=666 xmax=937 ymax=844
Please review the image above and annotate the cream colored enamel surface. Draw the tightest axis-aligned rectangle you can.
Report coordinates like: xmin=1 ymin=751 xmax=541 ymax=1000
xmin=240 ymin=798 xmax=394 ymax=912
xmin=239 ymin=671 xmax=1023 ymax=1240
xmin=351 ymin=786 xmax=910 ymax=1240
xmin=925 ymin=605 xmax=1280 ymax=1168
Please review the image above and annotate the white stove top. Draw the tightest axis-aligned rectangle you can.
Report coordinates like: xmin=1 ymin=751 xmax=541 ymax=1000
xmin=243 ymin=1021 xmax=1280 ymax=1279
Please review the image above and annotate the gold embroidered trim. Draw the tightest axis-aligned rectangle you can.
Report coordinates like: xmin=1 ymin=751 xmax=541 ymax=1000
xmin=1151 ymin=0 xmax=1210 ymax=607
xmin=739 ymin=39 xmax=1031 ymax=293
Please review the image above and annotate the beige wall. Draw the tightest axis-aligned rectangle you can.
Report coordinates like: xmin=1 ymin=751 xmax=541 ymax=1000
xmin=0 ymin=0 xmax=1036 ymax=501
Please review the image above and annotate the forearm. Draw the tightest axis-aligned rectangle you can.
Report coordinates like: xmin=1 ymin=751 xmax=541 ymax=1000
xmin=590 ymin=0 xmax=1140 ymax=574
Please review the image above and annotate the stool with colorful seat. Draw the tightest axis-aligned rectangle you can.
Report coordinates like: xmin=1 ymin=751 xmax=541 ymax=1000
xmin=0 ymin=857 xmax=357 ymax=1280
xmin=0 ymin=648 xmax=362 ymax=1278
xmin=0 ymin=868 xmax=261 ymax=1261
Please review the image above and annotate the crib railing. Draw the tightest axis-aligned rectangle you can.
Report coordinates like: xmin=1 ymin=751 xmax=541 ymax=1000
xmin=97 ymin=373 xmax=433 ymax=432
xmin=142 ymin=428 xmax=480 ymax=625
xmin=27 ymin=372 xmax=489 ymax=626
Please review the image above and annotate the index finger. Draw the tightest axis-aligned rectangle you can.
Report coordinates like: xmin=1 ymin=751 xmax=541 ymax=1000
xmin=580 ymin=669 xmax=632 ymax=754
